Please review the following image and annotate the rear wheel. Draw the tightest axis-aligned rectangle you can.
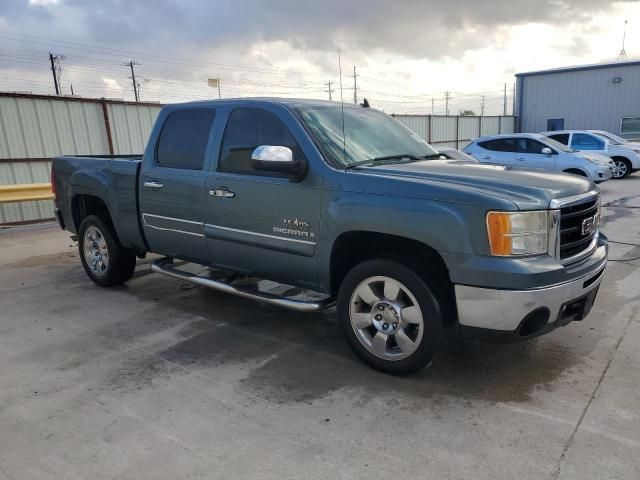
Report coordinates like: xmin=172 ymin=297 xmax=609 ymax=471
xmin=78 ymin=215 xmax=136 ymax=287
xmin=337 ymin=259 xmax=446 ymax=375
xmin=611 ymin=158 xmax=631 ymax=179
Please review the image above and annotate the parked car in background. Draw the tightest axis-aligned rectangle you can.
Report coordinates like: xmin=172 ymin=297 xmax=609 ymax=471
xmin=543 ymin=130 xmax=640 ymax=179
xmin=463 ymin=133 xmax=613 ymax=183
xmin=436 ymin=147 xmax=478 ymax=162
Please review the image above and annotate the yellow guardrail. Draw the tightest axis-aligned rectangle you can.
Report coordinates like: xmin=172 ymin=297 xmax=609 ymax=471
xmin=0 ymin=183 xmax=54 ymax=203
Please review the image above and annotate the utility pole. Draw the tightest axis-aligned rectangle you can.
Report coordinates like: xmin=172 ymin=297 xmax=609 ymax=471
xmin=70 ymin=84 xmax=74 ymax=96
xmin=431 ymin=98 xmax=434 ymax=115
xmin=325 ymin=80 xmax=335 ymax=101
xmin=353 ymin=66 xmax=358 ymax=104
xmin=618 ymin=20 xmax=628 ymax=61
xmin=125 ymin=60 xmax=140 ymax=102
xmin=503 ymin=83 xmax=507 ymax=115
xmin=480 ymin=94 xmax=486 ymax=117
xmin=444 ymin=91 xmax=451 ymax=116
xmin=49 ymin=52 xmax=61 ymax=95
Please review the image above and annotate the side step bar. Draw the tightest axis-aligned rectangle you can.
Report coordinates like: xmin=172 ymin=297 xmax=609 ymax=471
xmin=151 ymin=257 xmax=335 ymax=312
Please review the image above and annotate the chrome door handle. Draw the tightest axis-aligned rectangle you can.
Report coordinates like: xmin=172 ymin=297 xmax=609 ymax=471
xmin=209 ymin=188 xmax=235 ymax=198
xmin=143 ymin=181 xmax=164 ymax=189
xmin=517 ymin=157 xmax=526 ymax=161
xmin=482 ymin=156 xmax=492 ymax=160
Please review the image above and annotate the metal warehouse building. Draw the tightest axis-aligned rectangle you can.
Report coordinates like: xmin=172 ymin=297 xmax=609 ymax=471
xmin=516 ymin=60 xmax=640 ymax=138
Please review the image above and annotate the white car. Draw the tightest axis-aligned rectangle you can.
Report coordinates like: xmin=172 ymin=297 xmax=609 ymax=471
xmin=463 ymin=133 xmax=613 ymax=183
xmin=543 ymin=130 xmax=640 ymax=179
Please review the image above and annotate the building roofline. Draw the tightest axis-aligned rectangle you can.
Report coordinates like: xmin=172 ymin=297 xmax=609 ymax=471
xmin=515 ymin=60 xmax=640 ymax=77
xmin=0 ymin=91 xmax=164 ymax=108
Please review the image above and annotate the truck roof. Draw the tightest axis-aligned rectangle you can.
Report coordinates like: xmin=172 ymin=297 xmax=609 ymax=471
xmin=165 ymin=97 xmax=361 ymax=109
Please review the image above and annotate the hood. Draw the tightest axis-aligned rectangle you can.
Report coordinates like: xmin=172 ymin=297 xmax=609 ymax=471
xmin=352 ymin=159 xmax=594 ymax=210
xmin=580 ymin=152 xmax=614 ymax=166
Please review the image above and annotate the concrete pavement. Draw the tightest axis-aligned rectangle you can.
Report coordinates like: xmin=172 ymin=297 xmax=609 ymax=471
xmin=1 ymin=178 xmax=639 ymax=479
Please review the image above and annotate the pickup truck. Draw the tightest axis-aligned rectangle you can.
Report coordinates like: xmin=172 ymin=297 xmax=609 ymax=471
xmin=52 ymin=98 xmax=608 ymax=375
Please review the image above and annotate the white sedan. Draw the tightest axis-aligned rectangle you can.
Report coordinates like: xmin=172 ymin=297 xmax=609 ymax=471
xmin=544 ymin=130 xmax=640 ymax=179
xmin=463 ymin=133 xmax=614 ymax=183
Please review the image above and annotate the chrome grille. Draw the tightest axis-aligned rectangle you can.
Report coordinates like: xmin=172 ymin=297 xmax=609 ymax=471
xmin=559 ymin=195 xmax=599 ymax=262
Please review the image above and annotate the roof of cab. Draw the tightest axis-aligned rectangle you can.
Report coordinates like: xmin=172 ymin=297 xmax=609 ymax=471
xmin=163 ymin=97 xmax=360 ymax=110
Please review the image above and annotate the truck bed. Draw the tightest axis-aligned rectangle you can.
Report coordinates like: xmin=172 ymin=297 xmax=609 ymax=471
xmin=52 ymin=155 xmax=146 ymax=251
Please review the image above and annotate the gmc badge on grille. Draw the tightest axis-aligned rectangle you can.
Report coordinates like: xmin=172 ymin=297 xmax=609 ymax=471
xmin=582 ymin=216 xmax=596 ymax=236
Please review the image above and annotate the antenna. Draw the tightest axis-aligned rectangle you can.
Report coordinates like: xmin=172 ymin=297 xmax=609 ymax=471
xmin=618 ymin=20 xmax=628 ymax=61
xmin=338 ymin=50 xmax=347 ymax=165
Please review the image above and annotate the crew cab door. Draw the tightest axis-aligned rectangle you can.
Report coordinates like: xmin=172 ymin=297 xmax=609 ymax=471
xmin=514 ymin=138 xmax=557 ymax=171
xmin=202 ymin=105 xmax=321 ymax=290
xmin=138 ymin=108 xmax=216 ymax=263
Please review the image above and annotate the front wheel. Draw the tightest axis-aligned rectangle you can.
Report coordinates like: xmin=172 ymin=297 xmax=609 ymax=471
xmin=612 ymin=158 xmax=631 ymax=179
xmin=78 ymin=215 xmax=136 ymax=287
xmin=337 ymin=259 xmax=446 ymax=375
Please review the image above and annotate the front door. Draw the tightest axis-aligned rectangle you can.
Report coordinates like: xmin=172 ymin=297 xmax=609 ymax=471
xmin=514 ymin=138 xmax=556 ymax=171
xmin=138 ymin=108 xmax=216 ymax=263
xmin=203 ymin=106 xmax=321 ymax=290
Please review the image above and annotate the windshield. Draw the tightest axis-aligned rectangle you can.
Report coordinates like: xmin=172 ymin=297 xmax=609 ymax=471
xmin=542 ymin=136 xmax=574 ymax=153
xmin=295 ymin=105 xmax=439 ymax=168
xmin=592 ymin=131 xmax=625 ymax=145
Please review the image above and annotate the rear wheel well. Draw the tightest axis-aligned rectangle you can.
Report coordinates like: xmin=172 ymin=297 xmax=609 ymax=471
xmin=72 ymin=195 xmax=113 ymax=232
xmin=330 ymin=231 xmax=456 ymax=326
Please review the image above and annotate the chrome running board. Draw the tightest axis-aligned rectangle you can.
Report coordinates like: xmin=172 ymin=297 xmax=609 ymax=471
xmin=151 ymin=257 xmax=335 ymax=312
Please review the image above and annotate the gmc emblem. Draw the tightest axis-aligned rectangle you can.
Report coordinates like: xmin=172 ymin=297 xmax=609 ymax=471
xmin=581 ymin=216 xmax=596 ymax=236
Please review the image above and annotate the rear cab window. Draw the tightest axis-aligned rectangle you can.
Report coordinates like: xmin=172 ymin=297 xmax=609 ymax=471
xmin=156 ymin=109 xmax=216 ymax=169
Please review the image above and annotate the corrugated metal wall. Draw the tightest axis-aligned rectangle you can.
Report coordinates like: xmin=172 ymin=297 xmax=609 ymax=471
xmin=394 ymin=114 xmax=516 ymax=149
xmin=517 ymin=63 xmax=640 ymax=135
xmin=0 ymin=93 xmax=162 ymax=224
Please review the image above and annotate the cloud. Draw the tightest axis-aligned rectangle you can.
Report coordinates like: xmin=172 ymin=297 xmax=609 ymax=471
xmin=6 ymin=0 xmax=633 ymax=60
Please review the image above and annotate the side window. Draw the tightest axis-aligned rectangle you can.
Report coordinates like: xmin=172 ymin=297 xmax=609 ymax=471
xmin=518 ymin=139 xmax=547 ymax=154
xmin=571 ymin=133 xmax=604 ymax=150
xmin=156 ymin=109 xmax=215 ymax=170
xmin=621 ymin=117 xmax=640 ymax=135
xmin=548 ymin=133 xmax=569 ymax=145
xmin=478 ymin=138 xmax=516 ymax=152
xmin=219 ymin=107 xmax=303 ymax=175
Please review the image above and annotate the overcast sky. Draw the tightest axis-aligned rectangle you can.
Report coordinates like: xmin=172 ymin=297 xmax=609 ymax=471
xmin=0 ymin=0 xmax=638 ymax=114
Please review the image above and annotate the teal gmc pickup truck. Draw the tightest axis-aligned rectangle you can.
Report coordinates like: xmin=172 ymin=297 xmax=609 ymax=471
xmin=51 ymin=98 xmax=608 ymax=374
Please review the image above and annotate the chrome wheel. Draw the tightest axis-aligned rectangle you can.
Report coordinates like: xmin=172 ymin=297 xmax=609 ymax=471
xmin=612 ymin=159 xmax=628 ymax=178
xmin=349 ymin=276 xmax=424 ymax=361
xmin=83 ymin=225 xmax=109 ymax=276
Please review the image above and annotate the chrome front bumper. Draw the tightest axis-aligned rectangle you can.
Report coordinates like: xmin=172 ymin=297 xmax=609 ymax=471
xmin=455 ymin=260 xmax=606 ymax=333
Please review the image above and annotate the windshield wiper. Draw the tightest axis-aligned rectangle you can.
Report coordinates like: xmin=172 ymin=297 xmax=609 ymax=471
xmin=344 ymin=153 xmax=434 ymax=171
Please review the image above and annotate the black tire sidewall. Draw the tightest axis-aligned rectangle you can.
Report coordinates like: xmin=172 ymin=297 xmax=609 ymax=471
xmin=337 ymin=259 xmax=445 ymax=375
xmin=78 ymin=215 xmax=135 ymax=287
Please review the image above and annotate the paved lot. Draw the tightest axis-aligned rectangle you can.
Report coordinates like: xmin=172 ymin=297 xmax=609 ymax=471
xmin=1 ymin=178 xmax=640 ymax=480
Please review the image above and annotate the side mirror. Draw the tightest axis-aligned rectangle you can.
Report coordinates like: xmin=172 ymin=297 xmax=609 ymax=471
xmin=251 ymin=145 xmax=306 ymax=181
xmin=541 ymin=147 xmax=553 ymax=156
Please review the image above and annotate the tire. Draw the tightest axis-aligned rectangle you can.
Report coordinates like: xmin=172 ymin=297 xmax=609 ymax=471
xmin=611 ymin=158 xmax=632 ymax=179
xmin=337 ymin=259 xmax=446 ymax=375
xmin=78 ymin=215 xmax=136 ymax=287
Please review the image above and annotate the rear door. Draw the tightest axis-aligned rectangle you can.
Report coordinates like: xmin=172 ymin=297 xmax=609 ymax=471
xmin=474 ymin=138 xmax=516 ymax=165
xmin=202 ymin=105 xmax=322 ymax=290
xmin=138 ymin=108 xmax=216 ymax=263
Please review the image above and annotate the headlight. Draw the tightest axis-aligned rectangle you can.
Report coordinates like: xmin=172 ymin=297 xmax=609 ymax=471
xmin=486 ymin=211 xmax=549 ymax=256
